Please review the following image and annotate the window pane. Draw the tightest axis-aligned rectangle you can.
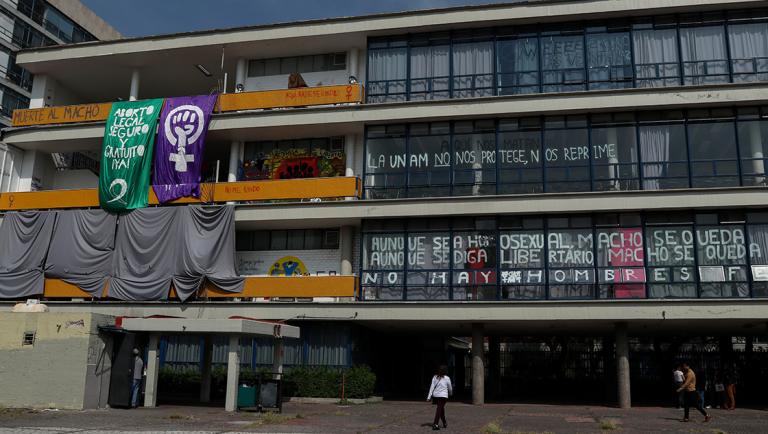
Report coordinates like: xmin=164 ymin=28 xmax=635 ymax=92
xmin=696 ymin=225 xmax=749 ymax=298
xmin=541 ymin=35 xmax=586 ymax=93
xmin=368 ymin=48 xmax=407 ymax=103
xmin=453 ymin=130 xmax=496 ymax=196
xmin=410 ymin=45 xmax=450 ymax=100
xmin=639 ymin=124 xmax=689 ymax=190
xmin=738 ymin=119 xmax=768 ymax=186
xmin=497 ymin=37 xmax=539 ymax=95
xmin=688 ymin=121 xmax=738 ymax=188
xmin=596 ymin=228 xmax=646 ymax=299
xmin=587 ymin=32 xmax=632 ymax=90
xmin=365 ymin=134 xmax=406 ymax=198
xmin=679 ymin=26 xmax=729 ymax=85
xmin=452 ymin=41 xmax=494 ymax=98
xmin=728 ymin=23 xmax=768 ymax=83
xmin=544 ymin=127 xmax=590 ymax=192
xmin=408 ymin=133 xmax=451 ymax=197
xmin=498 ymin=129 xmax=543 ymax=194
xmin=633 ymin=28 xmax=680 ymax=88
xmin=591 ymin=125 xmax=639 ymax=191
xmin=645 ymin=225 xmax=697 ymax=298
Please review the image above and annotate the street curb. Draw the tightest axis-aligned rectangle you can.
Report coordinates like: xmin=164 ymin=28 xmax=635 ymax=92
xmin=284 ymin=396 xmax=384 ymax=404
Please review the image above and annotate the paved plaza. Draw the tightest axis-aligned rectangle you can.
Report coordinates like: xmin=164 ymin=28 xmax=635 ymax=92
xmin=1 ymin=401 xmax=767 ymax=433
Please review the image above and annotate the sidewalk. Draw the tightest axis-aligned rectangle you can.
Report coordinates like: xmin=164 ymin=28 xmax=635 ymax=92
xmin=1 ymin=401 xmax=767 ymax=433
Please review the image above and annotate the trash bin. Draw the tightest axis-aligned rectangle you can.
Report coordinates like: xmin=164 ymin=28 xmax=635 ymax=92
xmin=237 ymin=384 xmax=257 ymax=409
xmin=259 ymin=378 xmax=282 ymax=412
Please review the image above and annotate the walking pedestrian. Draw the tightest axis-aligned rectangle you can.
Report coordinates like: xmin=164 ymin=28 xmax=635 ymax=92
xmin=673 ymin=365 xmax=685 ymax=409
xmin=676 ymin=362 xmax=711 ymax=423
xmin=426 ymin=365 xmax=453 ymax=431
xmin=131 ymin=348 xmax=144 ymax=408
xmin=724 ymin=366 xmax=737 ymax=410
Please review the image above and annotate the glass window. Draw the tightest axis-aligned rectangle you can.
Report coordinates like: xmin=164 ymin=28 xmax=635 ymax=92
xmin=362 ymin=233 xmax=405 ymax=300
xmin=586 ymin=32 xmax=632 ymax=90
xmin=406 ymin=232 xmax=450 ymax=300
xmin=679 ymin=26 xmax=729 ymax=85
xmin=410 ymin=45 xmax=450 ymax=100
xmin=452 ymin=231 xmax=497 ymax=300
xmin=497 ymin=36 xmax=540 ymax=95
xmin=645 ymin=225 xmax=697 ymax=298
xmin=498 ymin=118 xmax=543 ymax=194
xmin=452 ymin=41 xmax=494 ymax=98
xmin=499 ymin=230 xmax=546 ymax=299
xmin=591 ymin=124 xmax=639 ymax=191
xmin=544 ymin=118 xmax=590 ymax=192
xmin=728 ymin=23 xmax=768 ymax=83
xmin=738 ymin=118 xmax=768 ymax=186
xmin=687 ymin=120 xmax=739 ymax=188
xmin=596 ymin=228 xmax=646 ymax=299
xmin=633 ymin=28 xmax=681 ymax=87
xmin=696 ymin=225 xmax=749 ymax=298
xmin=452 ymin=123 xmax=496 ymax=196
xmin=408 ymin=126 xmax=451 ymax=197
xmin=547 ymin=228 xmax=594 ymax=299
xmin=748 ymin=223 xmax=768 ymax=297
xmin=541 ymin=35 xmax=586 ymax=93
xmin=639 ymin=123 xmax=689 ymax=189
xmin=368 ymin=46 xmax=408 ymax=103
xmin=365 ymin=130 xmax=406 ymax=199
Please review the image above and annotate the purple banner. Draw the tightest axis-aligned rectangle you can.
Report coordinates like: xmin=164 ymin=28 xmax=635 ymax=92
xmin=152 ymin=94 xmax=217 ymax=203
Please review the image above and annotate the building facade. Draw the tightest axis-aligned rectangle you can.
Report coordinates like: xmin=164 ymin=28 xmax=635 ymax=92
xmin=0 ymin=0 xmax=119 ymax=193
xmin=2 ymin=0 xmax=768 ymax=409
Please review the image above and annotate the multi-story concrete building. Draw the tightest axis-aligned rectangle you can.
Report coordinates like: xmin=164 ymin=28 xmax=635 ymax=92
xmin=0 ymin=0 xmax=119 ymax=193
xmin=2 ymin=0 xmax=768 ymax=410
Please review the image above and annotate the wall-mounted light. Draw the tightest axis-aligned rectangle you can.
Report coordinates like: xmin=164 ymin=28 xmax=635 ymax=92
xmin=195 ymin=64 xmax=212 ymax=77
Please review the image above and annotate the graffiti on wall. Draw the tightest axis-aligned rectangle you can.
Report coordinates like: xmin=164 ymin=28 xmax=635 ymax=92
xmin=242 ymin=148 xmax=345 ymax=181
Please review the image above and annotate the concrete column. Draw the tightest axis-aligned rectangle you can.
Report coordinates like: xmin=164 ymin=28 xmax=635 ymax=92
xmin=347 ymin=48 xmax=360 ymax=79
xmin=471 ymin=323 xmax=485 ymax=405
xmin=29 ymin=74 xmax=49 ymax=108
xmin=340 ymin=225 xmax=354 ymax=276
xmin=143 ymin=334 xmax=160 ymax=408
xmin=199 ymin=335 xmax=213 ymax=403
xmin=235 ymin=58 xmax=247 ymax=91
xmin=225 ymin=335 xmax=241 ymax=412
xmin=615 ymin=323 xmax=631 ymax=409
xmin=17 ymin=149 xmax=38 ymax=192
xmin=273 ymin=338 xmax=284 ymax=380
xmin=344 ymin=134 xmax=356 ymax=178
xmin=748 ymin=121 xmax=765 ymax=185
xmin=228 ymin=141 xmax=240 ymax=182
xmin=129 ymin=70 xmax=140 ymax=101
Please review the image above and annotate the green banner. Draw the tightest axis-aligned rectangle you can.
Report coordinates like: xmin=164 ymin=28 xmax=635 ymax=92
xmin=99 ymin=99 xmax=164 ymax=212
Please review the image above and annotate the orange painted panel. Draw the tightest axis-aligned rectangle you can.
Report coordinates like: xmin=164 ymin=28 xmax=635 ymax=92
xmin=12 ymin=103 xmax=112 ymax=127
xmin=0 ymin=177 xmax=360 ymax=211
xmin=206 ymin=276 xmax=357 ymax=298
xmin=40 ymin=276 xmax=356 ymax=299
xmin=218 ymin=84 xmax=363 ymax=112
xmin=44 ymin=279 xmax=99 ymax=298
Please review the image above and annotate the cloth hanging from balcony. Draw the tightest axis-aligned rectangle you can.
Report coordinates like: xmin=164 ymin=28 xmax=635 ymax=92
xmin=0 ymin=211 xmax=56 ymax=298
xmin=172 ymin=206 xmax=244 ymax=300
xmin=107 ymin=205 xmax=243 ymax=301
xmin=152 ymin=94 xmax=218 ymax=203
xmin=45 ymin=209 xmax=117 ymax=296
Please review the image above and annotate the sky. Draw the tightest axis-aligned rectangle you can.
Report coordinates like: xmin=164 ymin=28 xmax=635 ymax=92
xmin=80 ymin=0 xmax=513 ymax=38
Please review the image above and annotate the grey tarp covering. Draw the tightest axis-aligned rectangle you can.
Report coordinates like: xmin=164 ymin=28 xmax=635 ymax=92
xmin=108 ymin=207 xmax=177 ymax=301
xmin=45 ymin=209 xmax=117 ymax=296
xmin=0 ymin=211 xmax=56 ymax=298
xmin=108 ymin=205 xmax=244 ymax=301
xmin=173 ymin=206 xmax=244 ymax=301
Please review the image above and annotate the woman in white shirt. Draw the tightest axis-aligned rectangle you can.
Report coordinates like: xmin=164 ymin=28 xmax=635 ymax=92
xmin=426 ymin=365 xmax=453 ymax=430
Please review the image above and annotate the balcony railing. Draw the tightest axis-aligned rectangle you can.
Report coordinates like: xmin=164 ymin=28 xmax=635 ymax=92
xmin=42 ymin=276 xmax=358 ymax=300
xmin=10 ymin=84 xmax=365 ymax=127
xmin=0 ymin=177 xmax=362 ymax=211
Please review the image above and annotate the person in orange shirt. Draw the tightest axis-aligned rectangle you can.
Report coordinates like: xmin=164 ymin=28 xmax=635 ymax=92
xmin=676 ymin=362 xmax=711 ymax=423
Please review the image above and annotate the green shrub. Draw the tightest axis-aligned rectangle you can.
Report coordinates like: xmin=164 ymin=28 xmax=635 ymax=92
xmin=157 ymin=364 xmax=376 ymax=399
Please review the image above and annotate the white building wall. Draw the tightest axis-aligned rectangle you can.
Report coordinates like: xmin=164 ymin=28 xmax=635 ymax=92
xmin=51 ymin=169 xmax=98 ymax=190
xmin=0 ymin=143 xmax=22 ymax=193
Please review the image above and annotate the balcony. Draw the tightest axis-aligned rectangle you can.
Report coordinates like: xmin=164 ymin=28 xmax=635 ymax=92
xmin=42 ymin=275 xmax=358 ymax=300
xmin=10 ymin=84 xmax=365 ymax=127
xmin=0 ymin=177 xmax=362 ymax=211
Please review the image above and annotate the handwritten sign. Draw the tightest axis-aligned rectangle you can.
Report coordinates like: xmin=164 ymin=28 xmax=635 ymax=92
xmin=218 ymin=84 xmax=363 ymax=112
xmin=12 ymin=103 xmax=112 ymax=127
